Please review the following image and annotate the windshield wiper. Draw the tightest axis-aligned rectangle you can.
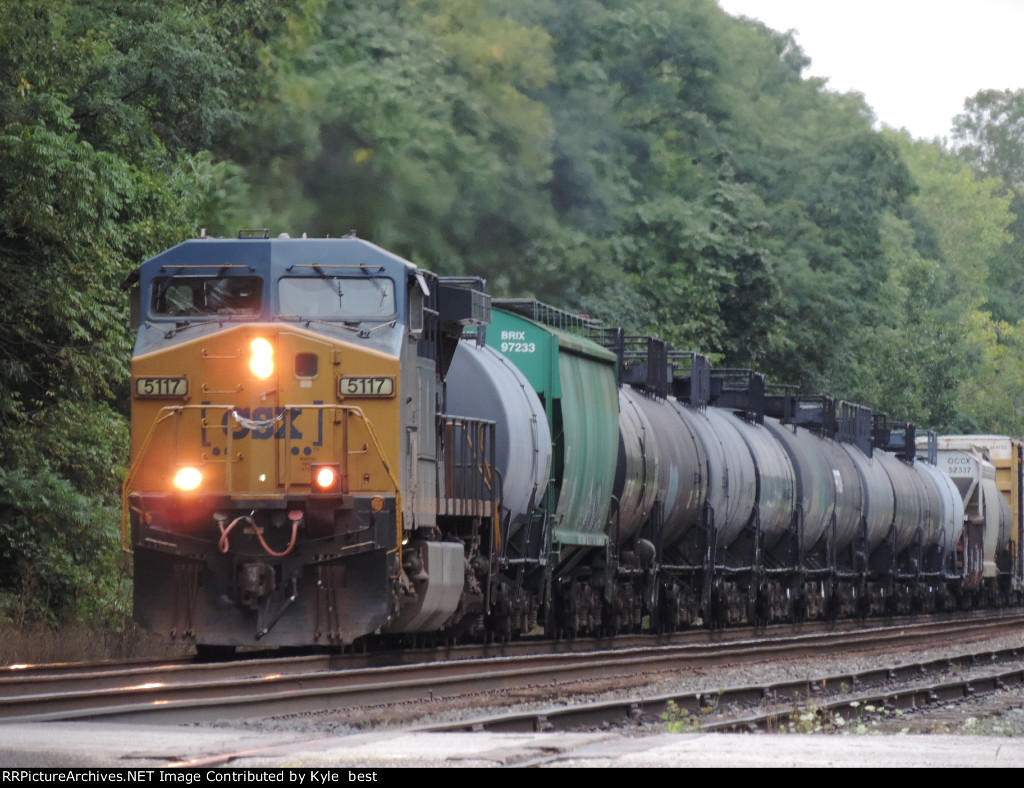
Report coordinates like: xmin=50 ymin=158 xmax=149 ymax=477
xmin=313 ymin=264 xmax=344 ymax=305
xmin=152 ymin=267 xmax=183 ymax=310
xmin=353 ymin=318 xmax=397 ymax=338
xmin=282 ymin=316 xmax=396 ymax=339
xmin=359 ymin=265 xmax=391 ymax=311
xmin=163 ymin=318 xmax=220 ymax=338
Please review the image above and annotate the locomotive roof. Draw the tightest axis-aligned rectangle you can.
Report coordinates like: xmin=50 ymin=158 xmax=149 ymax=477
xmin=135 ymin=234 xmax=420 ymax=279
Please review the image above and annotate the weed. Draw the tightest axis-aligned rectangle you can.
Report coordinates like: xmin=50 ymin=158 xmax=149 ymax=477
xmin=785 ymin=700 xmax=841 ymax=734
xmin=661 ymin=699 xmax=703 ymax=733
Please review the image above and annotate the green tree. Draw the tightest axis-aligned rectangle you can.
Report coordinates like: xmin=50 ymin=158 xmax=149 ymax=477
xmin=713 ymin=10 xmax=918 ymax=404
xmin=954 ymin=89 xmax=1024 ymax=186
xmin=210 ymin=0 xmax=1013 ymax=434
xmin=870 ymin=132 xmax=1013 ymax=430
xmin=0 ymin=0 xmax=288 ymax=625
xmin=500 ymin=0 xmax=782 ymax=354
xmin=953 ymin=88 xmax=1024 ymax=324
xmin=958 ymin=313 xmax=1024 ymax=434
xmin=217 ymin=0 xmax=558 ymax=285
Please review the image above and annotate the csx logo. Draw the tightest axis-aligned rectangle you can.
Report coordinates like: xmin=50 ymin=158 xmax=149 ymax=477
xmin=200 ymin=403 xmax=325 ymax=457
xmin=228 ymin=407 xmax=302 ymax=439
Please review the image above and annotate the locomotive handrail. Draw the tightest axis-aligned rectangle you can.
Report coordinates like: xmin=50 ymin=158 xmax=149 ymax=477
xmin=121 ymin=407 xmax=180 ymax=552
xmin=120 ymin=402 xmax=404 ymax=557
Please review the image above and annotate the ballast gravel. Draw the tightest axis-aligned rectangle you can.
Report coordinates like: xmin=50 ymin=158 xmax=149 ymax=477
xmin=200 ymin=629 xmax=1024 ymax=739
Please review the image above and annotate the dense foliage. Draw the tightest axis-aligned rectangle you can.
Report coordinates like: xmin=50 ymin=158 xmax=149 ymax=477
xmin=2 ymin=0 xmax=1023 ymax=625
xmin=0 ymin=0 xmax=293 ymax=625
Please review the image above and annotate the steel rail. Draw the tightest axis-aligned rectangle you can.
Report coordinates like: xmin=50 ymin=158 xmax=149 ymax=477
xmin=416 ymin=647 xmax=1024 ymax=734
xmin=4 ymin=608 xmax=1015 ymax=681
xmin=1 ymin=612 xmax=1022 ymax=724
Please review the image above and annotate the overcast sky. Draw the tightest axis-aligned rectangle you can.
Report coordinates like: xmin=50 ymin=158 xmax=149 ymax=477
xmin=716 ymin=0 xmax=1024 ymax=142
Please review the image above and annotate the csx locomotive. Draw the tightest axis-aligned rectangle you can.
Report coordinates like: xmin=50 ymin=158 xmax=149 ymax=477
xmin=122 ymin=232 xmax=1024 ymax=650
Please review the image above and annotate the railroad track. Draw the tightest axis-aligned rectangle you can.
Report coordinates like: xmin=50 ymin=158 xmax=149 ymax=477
xmin=421 ymin=645 xmax=1024 ymax=735
xmin=2 ymin=611 xmax=1023 ymax=726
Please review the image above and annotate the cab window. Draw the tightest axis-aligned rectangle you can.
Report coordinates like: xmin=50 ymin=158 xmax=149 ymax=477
xmin=151 ymin=276 xmax=262 ymax=316
xmin=278 ymin=276 xmax=395 ymax=320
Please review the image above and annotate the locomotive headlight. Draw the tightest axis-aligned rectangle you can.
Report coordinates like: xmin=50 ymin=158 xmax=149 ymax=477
xmin=249 ymin=337 xmax=274 ymax=379
xmin=173 ymin=466 xmax=203 ymax=492
xmin=315 ymin=467 xmax=336 ymax=488
xmin=312 ymin=463 xmax=341 ymax=492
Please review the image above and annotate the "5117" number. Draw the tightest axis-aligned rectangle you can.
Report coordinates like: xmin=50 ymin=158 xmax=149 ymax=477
xmin=135 ymin=376 xmax=189 ymax=397
xmin=339 ymin=376 xmax=394 ymax=397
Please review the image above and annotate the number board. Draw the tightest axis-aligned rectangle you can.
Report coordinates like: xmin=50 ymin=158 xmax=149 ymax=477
xmin=339 ymin=376 xmax=395 ymax=397
xmin=135 ymin=376 xmax=189 ymax=397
